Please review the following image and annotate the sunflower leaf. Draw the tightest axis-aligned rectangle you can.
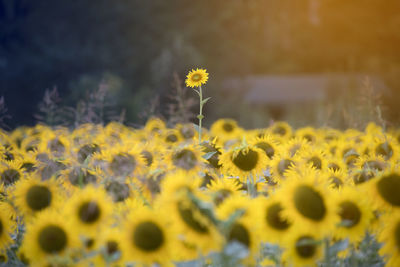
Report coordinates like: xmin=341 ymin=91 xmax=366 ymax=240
xmin=201 ymin=97 xmax=211 ymax=105
xmin=202 ymin=151 xmax=216 ymax=160
xmin=192 ymin=89 xmax=201 ymax=97
xmin=193 ymin=123 xmax=201 ymax=133
xmin=330 ymin=239 xmax=349 ymax=254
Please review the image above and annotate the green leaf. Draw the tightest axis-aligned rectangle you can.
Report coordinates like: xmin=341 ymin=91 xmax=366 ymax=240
xmin=197 ymin=114 xmax=204 ymax=120
xmin=192 ymin=89 xmax=201 ymax=97
xmin=202 ymin=151 xmax=217 ymax=160
xmin=193 ymin=123 xmax=201 ymax=133
xmin=201 ymin=97 xmax=211 ymax=105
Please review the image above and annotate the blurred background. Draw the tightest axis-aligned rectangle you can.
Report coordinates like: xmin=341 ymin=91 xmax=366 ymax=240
xmin=1 ymin=0 xmax=400 ymax=129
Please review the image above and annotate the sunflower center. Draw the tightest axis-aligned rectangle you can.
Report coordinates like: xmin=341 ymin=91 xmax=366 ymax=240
xmin=375 ymin=142 xmax=393 ymax=160
xmin=166 ymin=134 xmax=178 ymax=143
xmin=273 ymin=126 xmax=286 ymax=136
xmin=69 ymin=168 xmax=97 ymax=186
xmin=178 ymin=202 xmax=209 ymax=233
xmin=307 ymin=156 xmax=322 ymax=170
xmin=256 ymin=142 xmax=275 ymax=159
xmin=191 ymin=74 xmax=202 ymax=82
xmin=377 ymin=174 xmax=400 ymax=206
xmin=339 ymin=201 xmax=361 ymax=228
xmin=105 ymin=181 xmax=130 ymax=202
xmin=278 ymin=159 xmax=294 ymax=176
xmin=106 ymin=241 xmax=119 ymax=255
xmin=266 ymin=203 xmax=291 ymax=230
xmin=228 ymin=223 xmax=250 ymax=248
xmin=141 ymin=150 xmax=153 ymax=167
xmin=0 ymin=255 xmax=5 ymax=262
xmin=395 ymin=222 xmax=400 ymax=250
xmin=78 ymin=201 xmax=101 ymax=224
xmin=172 ymin=149 xmax=197 ymax=170
xmin=38 ymin=225 xmax=67 ymax=254
xmin=77 ymin=144 xmax=100 ymax=163
xmin=232 ymin=149 xmax=259 ymax=171
xmin=180 ymin=126 xmax=195 ymax=139
xmin=353 ymin=171 xmax=375 ymax=185
xmin=329 ymin=176 xmax=343 ymax=189
xmin=26 ymin=185 xmax=52 ymax=211
xmin=214 ymin=189 xmax=232 ymax=206
xmin=303 ymin=134 xmax=315 ymax=143
xmin=48 ymin=138 xmax=65 ymax=155
xmin=1 ymin=169 xmax=21 ymax=186
xmin=296 ymin=236 xmax=316 ymax=259
xmin=133 ymin=221 xmax=164 ymax=252
xmin=294 ymin=185 xmax=326 ymax=221
xmin=222 ymin=122 xmax=234 ymax=133
xmin=110 ymin=153 xmax=136 ymax=176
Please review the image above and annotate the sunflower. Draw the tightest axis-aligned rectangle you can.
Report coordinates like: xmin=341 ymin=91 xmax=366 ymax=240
xmin=217 ymin=195 xmax=262 ymax=264
xmin=13 ymin=175 xmax=62 ymax=218
xmin=326 ymin=169 xmax=352 ymax=189
xmin=295 ymin=127 xmax=320 ymax=144
xmin=378 ymin=212 xmax=400 ymax=267
xmin=257 ymin=195 xmax=292 ymax=244
xmin=0 ymin=160 xmax=23 ymax=187
xmin=161 ymin=129 xmax=183 ymax=146
xmin=165 ymin=144 xmax=206 ymax=175
xmin=22 ymin=210 xmax=79 ymax=266
xmin=269 ymin=121 xmax=292 ymax=140
xmin=60 ymin=166 xmax=100 ymax=192
xmin=369 ymin=169 xmax=400 ymax=211
xmin=299 ymin=148 xmax=327 ymax=171
xmin=333 ymin=187 xmax=373 ymax=243
xmin=37 ymin=131 xmax=71 ymax=158
xmin=281 ymin=228 xmax=323 ymax=267
xmin=268 ymin=149 xmax=300 ymax=181
xmin=64 ymin=185 xmax=113 ymax=235
xmin=201 ymin=138 xmax=223 ymax=170
xmin=278 ymin=167 xmax=339 ymax=237
xmin=91 ymin=228 xmax=124 ymax=267
xmin=249 ymin=134 xmax=279 ymax=160
xmin=0 ymin=203 xmax=13 ymax=251
xmin=185 ymin=68 xmax=209 ymax=88
xmin=219 ymin=144 xmax=268 ymax=182
xmin=121 ymin=206 xmax=173 ymax=265
xmin=210 ymin=119 xmax=243 ymax=143
xmin=207 ymin=177 xmax=242 ymax=206
xmin=158 ymin=172 xmax=222 ymax=255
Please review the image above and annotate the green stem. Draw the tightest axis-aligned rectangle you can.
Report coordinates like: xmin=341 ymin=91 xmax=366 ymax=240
xmin=198 ymin=85 xmax=203 ymax=144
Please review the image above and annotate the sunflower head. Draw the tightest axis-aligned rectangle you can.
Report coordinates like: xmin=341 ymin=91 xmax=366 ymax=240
xmin=185 ymin=68 xmax=209 ymax=88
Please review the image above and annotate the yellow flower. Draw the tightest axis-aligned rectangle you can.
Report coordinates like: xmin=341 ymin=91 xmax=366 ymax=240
xmin=185 ymin=68 xmax=209 ymax=88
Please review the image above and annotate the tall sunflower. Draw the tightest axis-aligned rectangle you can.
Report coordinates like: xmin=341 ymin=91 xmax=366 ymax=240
xmin=185 ymin=68 xmax=209 ymax=88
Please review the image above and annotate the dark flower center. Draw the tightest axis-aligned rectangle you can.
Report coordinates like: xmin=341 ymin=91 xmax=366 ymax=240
xmin=377 ymin=174 xmax=400 ymax=206
xmin=222 ymin=122 xmax=234 ymax=133
xmin=26 ymin=185 xmax=52 ymax=211
xmin=105 ymin=181 xmax=130 ymax=202
xmin=172 ymin=149 xmax=197 ymax=170
xmin=329 ymin=176 xmax=343 ymax=189
xmin=106 ymin=241 xmax=119 ymax=255
xmin=178 ymin=201 xmax=209 ymax=233
xmin=68 ymin=168 xmax=97 ymax=186
xmin=77 ymin=144 xmax=100 ymax=163
xmin=363 ymin=160 xmax=385 ymax=172
xmin=110 ymin=153 xmax=136 ymax=176
xmin=328 ymin=163 xmax=340 ymax=172
xmin=214 ymin=189 xmax=232 ymax=206
xmin=191 ymin=74 xmax=202 ymax=82
xmin=375 ymin=142 xmax=393 ymax=160
xmin=141 ymin=150 xmax=153 ymax=167
xmin=339 ymin=201 xmax=361 ymax=228
xmin=38 ymin=225 xmax=67 ymax=254
xmin=255 ymin=142 xmax=275 ymax=159
xmin=266 ymin=203 xmax=291 ymax=230
xmin=294 ymin=185 xmax=326 ymax=221
xmin=296 ymin=236 xmax=316 ymax=258
xmin=232 ymin=149 xmax=259 ymax=172
xmin=166 ymin=134 xmax=178 ymax=143
xmin=1 ymin=169 xmax=20 ymax=186
xmin=78 ymin=201 xmax=101 ymax=224
xmin=133 ymin=221 xmax=164 ymax=252
xmin=273 ymin=126 xmax=286 ymax=136
xmin=228 ymin=223 xmax=250 ymax=248
xmin=353 ymin=171 xmax=375 ymax=185
xmin=307 ymin=156 xmax=322 ymax=170
xmin=48 ymin=138 xmax=65 ymax=155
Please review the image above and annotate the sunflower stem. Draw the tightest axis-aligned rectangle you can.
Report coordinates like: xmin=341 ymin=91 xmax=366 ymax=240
xmin=198 ymin=85 xmax=203 ymax=144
